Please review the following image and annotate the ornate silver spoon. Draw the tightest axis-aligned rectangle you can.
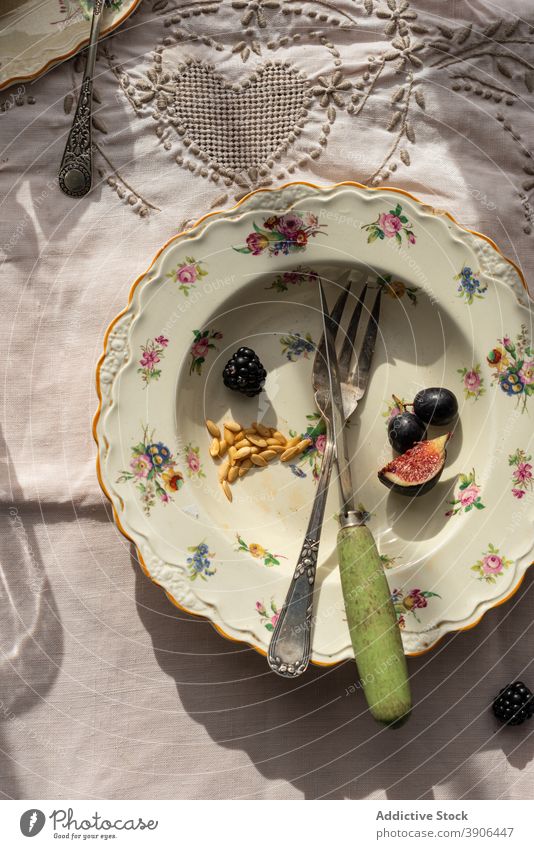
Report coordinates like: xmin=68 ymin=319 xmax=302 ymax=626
xmin=59 ymin=0 xmax=105 ymax=197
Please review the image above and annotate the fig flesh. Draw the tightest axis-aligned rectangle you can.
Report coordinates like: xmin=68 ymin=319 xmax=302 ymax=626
xmin=378 ymin=433 xmax=450 ymax=496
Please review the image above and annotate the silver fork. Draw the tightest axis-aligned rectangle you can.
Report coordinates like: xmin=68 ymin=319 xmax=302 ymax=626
xmin=267 ymin=272 xmax=382 ymax=677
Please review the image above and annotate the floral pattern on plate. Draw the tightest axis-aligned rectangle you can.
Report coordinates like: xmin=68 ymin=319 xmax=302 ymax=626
xmin=233 ymin=211 xmax=326 ymax=256
xmin=280 ymin=331 xmax=315 ymax=361
xmin=138 ymin=335 xmax=168 ymax=386
xmin=288 ymin=412 xmax=326 ymax=481
xmin=189 ymin=328 xmax=222 ymax=375
xmin=362 ymin=203 xmax=416 ymax=246
xmin=446 ymin=469 xmax=485 ymax=516
xmin=454 ymin=266 xmax=487 ymax=304
xmin=509 ymin=449 xmax=533 ymax=499
xmin=186 ymin=542 xmax=216 ymax=581
xmin=116 ymin=426 xmax=183 ymax=515
xmin=167 ymin=256 xmax=208 ymax=296
xmin=380 ymin=553 xmax=399 ymax=569
xmin=235 ymin=534 xmax=285 ymax=567
xmin=184 ymin=442 xmax=205 ymax=479
xmin=265 ymin=266 xmax=319 ymax=292
xmin=458 ymin=364 xmax=485 ymax=400
xmin=377 ymin=274 xmax=419 ymax=305
xmin=391 ymin=588 xmax=441 ymax=629
xmin=256 ymin=599 xmax=280 ymax=631
xmin=487 ymin=325 xmax=534 ymax=410
xmin=471 ymin=543 xmax=512 ymax=584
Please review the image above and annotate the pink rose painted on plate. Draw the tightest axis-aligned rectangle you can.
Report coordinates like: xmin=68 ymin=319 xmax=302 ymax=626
xmin=189 ymin=328 xmax=223 ymax=376
xmin=168 ymin=257 xmax=208 ymax=295
xmin=446 ymin=470 xmax=485 ymax=517
xmin=184 ymin=442 xmax=205 ymax=479
xmin=458 ymin=364 xmax=484 ymax=401
xmin=362 ymin=203 xmax=416 ymax=247
xmin=378 ymin=212 xmax=403 ymax=238
xmin=471 ymin=544 xmax=512 ymax=583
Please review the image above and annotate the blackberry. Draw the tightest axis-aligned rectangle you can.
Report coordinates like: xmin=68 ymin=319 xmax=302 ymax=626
xmin=222 ymin=347 xmax=266 ymax=397
xmin=492 ymin=681 xmax=534 ymax=726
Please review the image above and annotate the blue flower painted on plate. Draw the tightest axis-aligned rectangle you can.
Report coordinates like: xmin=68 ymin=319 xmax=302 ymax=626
xmin=280 ymin=331 xmax=315 ymax=362
xmin=186 ymin=542 xmax=216 ymax=581
xmin=454 ymin=266 xmax=487 ymax=304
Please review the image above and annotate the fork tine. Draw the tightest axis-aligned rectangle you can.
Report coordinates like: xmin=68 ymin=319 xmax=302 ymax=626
xmin=313 ymin=272 xmax=351 ymax=373
xmin=349 ymin=287 xmax=382 ymax=393
xmin=337 ymin=283 xmax=368 ymax=382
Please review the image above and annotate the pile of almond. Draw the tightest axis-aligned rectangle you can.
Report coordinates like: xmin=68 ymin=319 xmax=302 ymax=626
xmin=205 ymin=418 xmax=312 ymax=502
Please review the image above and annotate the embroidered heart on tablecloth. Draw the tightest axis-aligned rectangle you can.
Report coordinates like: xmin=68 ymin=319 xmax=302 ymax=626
xmin=172 ymin=60 xmax=310 ymax=173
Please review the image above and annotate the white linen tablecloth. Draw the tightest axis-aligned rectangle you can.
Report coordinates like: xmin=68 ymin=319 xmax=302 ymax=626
xmin=1 ymin=0 xmax=534 ymax=800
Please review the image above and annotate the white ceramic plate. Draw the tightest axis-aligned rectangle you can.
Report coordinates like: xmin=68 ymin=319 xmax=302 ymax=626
xmin=95 ymin=182 xmax=534 ymax=660
xmin=0 ymin=0 xmax=140 ymax=91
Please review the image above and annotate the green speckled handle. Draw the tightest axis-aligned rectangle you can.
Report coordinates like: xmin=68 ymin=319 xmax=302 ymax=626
xmin=337 ymin=524 xmax=412 ymax=726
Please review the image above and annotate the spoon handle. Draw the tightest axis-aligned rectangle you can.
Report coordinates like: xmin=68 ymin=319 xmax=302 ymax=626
xmin=59 ymin=0 xmax=105 ymax=197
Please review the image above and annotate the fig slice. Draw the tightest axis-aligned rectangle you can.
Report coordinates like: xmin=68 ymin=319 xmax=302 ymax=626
xmin=378 ymin=433 xmax=450 ymax=496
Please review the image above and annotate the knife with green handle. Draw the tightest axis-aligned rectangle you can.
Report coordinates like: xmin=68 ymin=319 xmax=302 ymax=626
xmin=338 ymin=521 xmax=411 ymax=725
xmin=268 ymin=271 xmax=411 ymax=725
xmin=320 ymin=279 xmax=411 ymax=726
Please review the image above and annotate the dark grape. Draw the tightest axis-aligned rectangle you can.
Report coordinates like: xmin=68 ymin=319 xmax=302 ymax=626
xmin=387 ymin=412 xmax=427 ymax=453
xmin=413 ymin=387 xmax=458 ymax=426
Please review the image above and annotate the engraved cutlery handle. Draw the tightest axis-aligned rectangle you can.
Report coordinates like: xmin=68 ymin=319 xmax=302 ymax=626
xmin=59 ymin=0 xmax=105 ymax=197
xmin=267 ymin=435 xmax=335 ymax=677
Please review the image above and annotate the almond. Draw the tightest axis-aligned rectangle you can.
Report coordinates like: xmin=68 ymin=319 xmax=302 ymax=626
xmin=280 ymin=445 xmax=301 ymax=462
xmin=254 ymin=421 xmax=271 ymax=438
xmin=224 ymin=427 xmax=235 ymax=446
xmin=224 ymin=420 xmax=241 ymax=433
xmin=296 ymin=438 xmax=312 ymax=452
xmin=259 ymin=449 xmax=277 ymax=462
xmin=248 ymin=433 xmax=268 ymax=448
xmin=272 ymin=430 xmax=287 ymax=444
xmin=285 ymin=435 xmax=301 ymax=449
xmin=222 ymin=480 xmax=232 ymax=501
xmin=206 ymin=419 xmax=221 ymax=438
xmin=218 ymin=439 xmax=228 ymax=457
xmin=234 ymin=438 xmax=251 ymax=450
xmin=251 ymin=453 xmax=267 ymax=467
xmin=209 ymin=438 xmax=220 ymax=457
xmin=218 ymin=459 xmax=230 ymax=480
xmin=235 ymin=446 xmax=253 ymax=460
xmin=227 ymin=466 xmax=239 ymax=483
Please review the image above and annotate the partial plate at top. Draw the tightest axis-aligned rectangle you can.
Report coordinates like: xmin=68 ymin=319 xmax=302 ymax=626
xmin=0 ymin=0 xmax=140 ymax=91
